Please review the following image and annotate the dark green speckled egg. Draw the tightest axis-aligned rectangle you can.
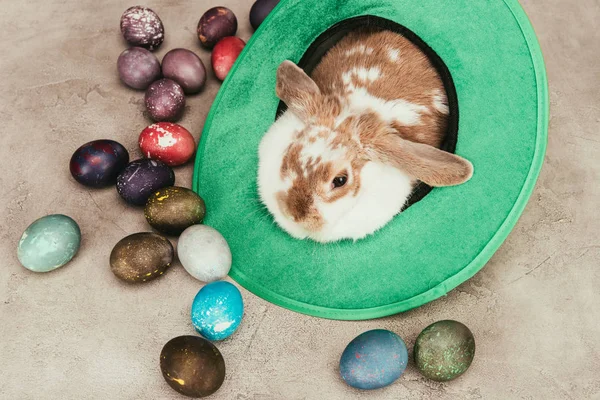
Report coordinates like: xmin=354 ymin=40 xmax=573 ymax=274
xmin=110 ymin=232 xmax=173 ymax=283
xmin=414 ymin=320 xmax=475 ymax=382
xmin=160 ymin=335 xmax=225 ymax=398
xmin=145 ymin=186 xmax=206 ymax=236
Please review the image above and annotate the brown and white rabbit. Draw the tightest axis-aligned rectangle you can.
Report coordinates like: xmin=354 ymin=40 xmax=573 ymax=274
xmin=258 ymin=29 xmax=473 ymax=242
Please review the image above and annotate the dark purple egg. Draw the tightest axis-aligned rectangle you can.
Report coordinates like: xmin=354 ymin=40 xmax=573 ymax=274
xmin=116 ymin=159 xmax=175 ymax=206
xmin=161 ymin=49 xmax=207 ymax=95
xmin=197 ymin=7 xmax=238 ymax=48
xmin=117 ymin=47 xmax=161 ymax=90
xmin=144 ymin=79 xmax=186 ymax=122
xmin=249 ymin=0 xmax=280 ymax=30
xmin=120 ymin=6 xmax=164 ymax=51
xmin=70 ymin=140 xmax=129 ymax=187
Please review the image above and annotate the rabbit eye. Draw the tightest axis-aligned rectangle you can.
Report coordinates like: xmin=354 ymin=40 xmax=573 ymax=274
xmin=332 ymin=175 xmax=348 ymax=189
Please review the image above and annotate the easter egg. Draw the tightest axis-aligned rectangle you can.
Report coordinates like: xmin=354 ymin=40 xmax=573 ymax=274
xmin=138 ymin=123 xmax=196 ymax=167
xmin=191 ymin=281 xmax=244 ymax=341
xmin=145 ymin=79 xmax=186 ymax=122
xmin=145 ymin=187 xmax=206 ymax=236
xmin=120 ymin=6 xmax=164 ymax=51
xmin=211 ymin=37 xmax=246 ymax=81
xmin=116 ymin=159 xmax=175 ymax=206
xmin=249 ymin=0 xmax=280 ymax=30
xmin=70 ymin=139 xmax=129 ymax=187
xmin=414 ymin=320 xmax=475 ymax=382
xmin=177 ymin=225 xmax=231 ymax=282
xmin=197 ymin=7 xmax=238 ymax=48
xmin=161 ymin=49 xmax=207 ymax=95
xmin=160 ymin=335 xmax=225 ymax=398
xmin=340 ymin=329 xmax=408 ymax=390
xmin=17 ymin=214 xmax=81 ymax=273
xmin=110 ymin=232 xmax=173 ymax=283
xmin=117 ymin=47 xmax=161 ymax=90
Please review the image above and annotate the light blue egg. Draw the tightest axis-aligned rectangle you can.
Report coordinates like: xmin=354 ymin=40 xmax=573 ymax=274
xmin=340 ymin=329 xmax=408 ymax=390
xmin=191 ymin=281 xmax=243 ymax=341
xmin=17 ymin=214 xmax=81 ymax=273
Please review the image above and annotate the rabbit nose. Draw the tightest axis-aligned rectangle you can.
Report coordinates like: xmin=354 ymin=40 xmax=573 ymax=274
xmin=300 ymin=214 xmax=323 ymax=232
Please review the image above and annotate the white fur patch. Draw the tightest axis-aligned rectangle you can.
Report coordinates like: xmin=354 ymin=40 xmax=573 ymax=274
xmin=341 ymin=67 xmax=382 ymax=91
xmin=346 ymin=87 xmax=428 ymax=126
xmin=345 ymin=45 xmax=374 ymax=57
xmin=387 ymin=48 xmax=400 ymax=62
xmin=432 ymin=89 xmax=449 ymax=114
xmin=341 ymin=71 xmax=353 ymax=87
xmin=359 ymin=67 xmax=381 ymax=82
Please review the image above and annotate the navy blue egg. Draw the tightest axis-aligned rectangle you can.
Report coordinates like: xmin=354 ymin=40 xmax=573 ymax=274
xmin=249 ymin=0 xmax=280 ymax=30
xmin=116 ymin=159 xmax=175 ymax=206
xmin=340 ymin=329 xmax=408 ymax=390
xmin=191 ymin=281 xmax=243 ymax=341
xmin=70 ymin=140 xmax=129 ymax=187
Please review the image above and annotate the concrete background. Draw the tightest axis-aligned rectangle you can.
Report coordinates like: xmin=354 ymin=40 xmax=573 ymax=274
xmin=1 ymin=0 xmax=598 ymax=398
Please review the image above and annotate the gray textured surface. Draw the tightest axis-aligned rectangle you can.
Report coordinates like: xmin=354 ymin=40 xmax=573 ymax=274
xmin=1 ymin=0 xmax=599 ymax=399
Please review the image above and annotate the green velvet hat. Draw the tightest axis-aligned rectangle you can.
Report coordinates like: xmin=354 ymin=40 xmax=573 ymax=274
xmin=193 ymin=0 xmax=548 ymax=320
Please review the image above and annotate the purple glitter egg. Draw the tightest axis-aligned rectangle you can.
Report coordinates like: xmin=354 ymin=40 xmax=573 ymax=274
xmin=116 ymin=159 xmax=175 ymax=206
xmin=144 ymin=79 xmax=186 ymax=122
xmin=117 ymin=47 xmax=161 ymax=90
xmin=120 ymin=6 xmax=165 ymax=51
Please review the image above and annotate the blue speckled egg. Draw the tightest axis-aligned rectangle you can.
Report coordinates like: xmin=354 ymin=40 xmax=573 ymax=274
xmin=340 ymin=329 xmax=408 ymax=390
xmin=191 ymin=281 xmax=243 ymax=341
xmin=17 ymin=214 xmax=81 ymax=273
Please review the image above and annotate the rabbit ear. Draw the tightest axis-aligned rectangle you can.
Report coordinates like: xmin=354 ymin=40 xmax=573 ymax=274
xmin=276 ymin=61 xmax=321 ymax=121
xmin=369 ymin=133 xmax=473 ymax=187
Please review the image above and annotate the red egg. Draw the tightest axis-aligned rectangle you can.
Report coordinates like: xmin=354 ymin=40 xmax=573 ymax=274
xmin=211 ymin=37 xmax=246 ymax=81
xmin=139 ymin=123 xmax=196 ymax=166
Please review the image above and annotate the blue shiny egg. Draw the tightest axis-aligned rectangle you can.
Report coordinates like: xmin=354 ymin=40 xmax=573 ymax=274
xmin=340 ymin=329 xmax=408 ymax=390
xmin=191 ymin=281 xmax=243 ymax=341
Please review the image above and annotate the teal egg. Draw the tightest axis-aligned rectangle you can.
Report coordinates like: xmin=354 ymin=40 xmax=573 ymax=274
xmin=17 ymin=214 xmax=81 ymax=273
xmin=191 ymin=281 xmax=244 ymax=341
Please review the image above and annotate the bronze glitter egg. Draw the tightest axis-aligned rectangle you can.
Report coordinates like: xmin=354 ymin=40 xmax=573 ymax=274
xmin=160 ymin=335 xmax=226 ymax=398
xmin=145 ymin=187 xmax=206 ymax=236
xmin=414 ymin=320 xmax=475 ymax=382
xmin=109 ymin=232 xmax=173 ymax=283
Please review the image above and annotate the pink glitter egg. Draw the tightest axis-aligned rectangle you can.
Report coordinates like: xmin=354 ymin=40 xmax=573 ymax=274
xmin=139 ymin=123 xmax=196 ymax=166
xmin=144 ymin=79 xmax=186 ymax=122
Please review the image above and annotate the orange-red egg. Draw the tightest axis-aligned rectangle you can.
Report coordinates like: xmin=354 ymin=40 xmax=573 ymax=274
xmin=211 ymin=37 xmax=246 ymax=81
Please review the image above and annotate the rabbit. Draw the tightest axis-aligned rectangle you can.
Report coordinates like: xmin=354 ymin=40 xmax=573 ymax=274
xmin=258 ymin=28 xmax=473 ymax=243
